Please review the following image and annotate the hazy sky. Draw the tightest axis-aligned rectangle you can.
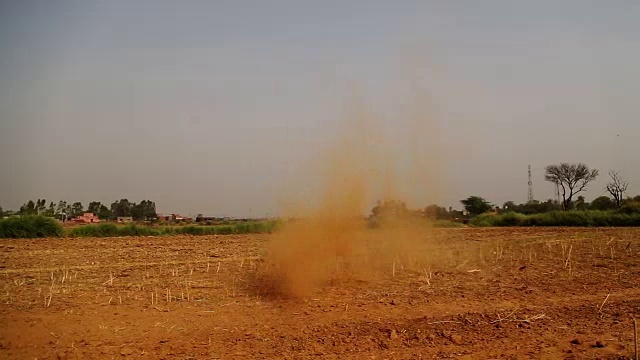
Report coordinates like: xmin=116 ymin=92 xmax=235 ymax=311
xmin=1 ymin=1 xmax=639 ymax=217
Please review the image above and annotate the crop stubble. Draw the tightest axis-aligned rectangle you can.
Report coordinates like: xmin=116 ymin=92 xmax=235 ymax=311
xmin=0 ymin=228 xmax=639 ymax=359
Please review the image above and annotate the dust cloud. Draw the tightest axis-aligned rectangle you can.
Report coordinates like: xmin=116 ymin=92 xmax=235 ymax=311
xmin=262 ymin=80 xmax=444 ymax=298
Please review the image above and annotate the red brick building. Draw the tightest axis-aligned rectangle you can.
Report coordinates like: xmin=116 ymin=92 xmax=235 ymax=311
xmin=70 ymin=212 xmax=101 ymax=223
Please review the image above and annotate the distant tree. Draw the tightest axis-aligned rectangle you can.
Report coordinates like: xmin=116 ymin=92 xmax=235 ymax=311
xmin=590 ymin=196 xmax=616 ymax=211
xmin=424 ymin=204 xmax=450 ymax=220
xmin=502 ymin=201 xmax=517 ymax=211
xmin=131 ymin=200 xmax=157 ymax=221
xmin=0 ymin=205 xmax=3 ymax=218
xmin=19 ymin=200 xmax=36 ymax=215
xmin=97 ymin=205 xmax=112 ymax=220
xmin=620 ymin=199 xmax=640 ymax=214
xmin=111 ymin=199 xmax=133 ymax=218
xmin=542 ymin=199 xmax=561 ymax=212
xmin=624 ymin=195 xmax=640 ymax=206
xmin=575 ymin=196 xmax=588 ymax=210
xmin=44 ymin=202 xmax=55 ymax=217
xmin=545 ymin=163 xmax=599 ymax=210
xmin=131 ymin=204 xmax=143 ymax=221
xmin=83 ymin=201 xmax=110 ymax=219
xmin=26 ymin=199 xmax=37 ymax=215
xmin=605 ymin=171 xmax=628 ymax=208
xmin=56 ymin=201 xmax=68 ymax=220
xmin=371 ymin=201 xmax=381 ymax=217
xmin=87 ymin=201 xmax=101 ymax=215
xmin=370 ymin=200 xmax=409 ymax=219
xmin=37 ymin=199 xmax=47 ymax=214
xmin=70 ymin=202 xmax=84 ymax=217
xmin=460 ymin=196 xmax=493 ymax=216
xmin=28 ymin=200 xmax=36 ymax=214
xmin=522 ymin=199 xmax=560 ymax=214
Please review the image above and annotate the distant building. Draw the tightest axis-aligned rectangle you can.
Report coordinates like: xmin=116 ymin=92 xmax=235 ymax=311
xmin=70 ymin=212 xmax=101 ymax=223
xmin=117 ymin=216 xmax=133 ymax=223
xmin=195 ymin=215 xmax=218 ymax=223
xmin=174 ymin=214 xmax=192 ymax=222
xmin=156 ymin=214 xmax=173 ymax=222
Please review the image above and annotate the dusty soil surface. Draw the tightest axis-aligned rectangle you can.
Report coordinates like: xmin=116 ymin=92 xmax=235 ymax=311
xmin=1 ymin=228 xmax=639 ymax=359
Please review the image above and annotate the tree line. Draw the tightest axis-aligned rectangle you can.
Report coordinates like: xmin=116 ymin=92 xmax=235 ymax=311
xmin=457 ymin=163 xmax=638 ymax=217
xmin=369 ymin=163 xmax=638 ymax=222
xmin=0 ymin=199 xmax=157 ymax=221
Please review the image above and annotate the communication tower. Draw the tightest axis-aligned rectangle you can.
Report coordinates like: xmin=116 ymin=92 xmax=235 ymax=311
xmin=527 ymin=165 xmax=534 ymax=203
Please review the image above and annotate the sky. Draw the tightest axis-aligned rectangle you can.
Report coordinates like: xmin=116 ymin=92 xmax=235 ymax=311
xmin=1 ymin=0 xmax=639 ymax=217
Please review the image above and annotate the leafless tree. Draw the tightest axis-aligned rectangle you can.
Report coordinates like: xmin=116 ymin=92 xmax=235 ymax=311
xmin=605 ymin=171 xmax=628 ymax=208
xmin=544 ymin=163 xmax=599 ymax=210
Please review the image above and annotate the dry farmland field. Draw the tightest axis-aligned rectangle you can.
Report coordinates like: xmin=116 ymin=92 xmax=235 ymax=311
xmin=1 ymin=228 xmax=639 ymax=359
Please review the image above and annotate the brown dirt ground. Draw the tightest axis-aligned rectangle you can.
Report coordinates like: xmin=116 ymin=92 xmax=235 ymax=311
xmin=1 ymin=228 xmax=639 ymax=359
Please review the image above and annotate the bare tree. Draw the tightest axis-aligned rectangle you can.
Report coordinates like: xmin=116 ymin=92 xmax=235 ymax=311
xmin=605 ymin=170 xmax=628 ymax=208
xmin=544 ymin=163 xmax=599 ymax=210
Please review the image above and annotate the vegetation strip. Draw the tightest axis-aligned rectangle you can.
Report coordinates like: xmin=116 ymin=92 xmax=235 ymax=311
xmin=0 ymin=216 xmax=280 ymax=239
xmin=471 ymin=210 xmax=640 ymax=227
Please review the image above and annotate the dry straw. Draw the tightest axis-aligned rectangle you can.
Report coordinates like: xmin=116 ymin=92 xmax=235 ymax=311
xmin=634 ymin=317 xmax=638 ymax=360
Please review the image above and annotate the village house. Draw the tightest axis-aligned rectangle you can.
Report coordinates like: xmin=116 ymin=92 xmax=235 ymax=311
xmin=154 ymin=214 xmax=194 ymax=223
xmin=195 ymin=215 xmax=218 ymax=223
xmin=174 ymin=214 xmax=193 ymax=222
xmin=156 ymin=214 xmax=173 ymax=222
xmin=70 ymin=212 xmax=101 ymax=223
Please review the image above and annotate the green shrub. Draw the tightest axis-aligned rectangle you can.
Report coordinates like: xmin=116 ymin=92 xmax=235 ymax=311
xmin=431 ymin=220 xmax=465 ymax=228
xmin=497 ymin=212 xmax=526 ymax=226
xmin=469 ymin=218 xmax=491 ymax=227
xmin=180 ymin=226 xmax=205 ymax=235
xmin=0 ymin=216 xmax=64 ymax=238
xmin=68 ymin=223 xmax=166 ymax=237
xmin=473 ymin=212 xmax=525 ymax=226
xmin=61 ymin=220 xmax=282 ymax=238
xmin=118 ymin=224 xmax=162 ymax=236
xmin=469 ymin=214 xmax=496 ymax=227
xmin=216 ymin=225 xmax=234 ymax=235
xmin=619 ymin=201 xmax=640 ymax=215
xmin=471 ymin=210 xmax=640 ymax=227
xmin=68 ymin=223 xmax=119 ymax=237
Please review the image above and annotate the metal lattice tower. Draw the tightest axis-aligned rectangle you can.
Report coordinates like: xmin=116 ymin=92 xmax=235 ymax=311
xmin=527 ymin=165 xmax=534 ymax=203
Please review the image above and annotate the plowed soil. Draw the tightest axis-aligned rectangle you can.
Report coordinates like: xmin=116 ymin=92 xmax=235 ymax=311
xmin=1 ymin=228 xmax=639 ymax=359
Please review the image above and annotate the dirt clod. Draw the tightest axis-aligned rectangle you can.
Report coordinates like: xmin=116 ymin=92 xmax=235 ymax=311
xmin=389 ymin=330 xmax=398 ymax=340
xmin=120 ymin=347 xmax=135 ymax=356
xmin=450 ymin=335 xmax=463 ymax=345
xmin=570 ymin=338 xmax=581 ymax=345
